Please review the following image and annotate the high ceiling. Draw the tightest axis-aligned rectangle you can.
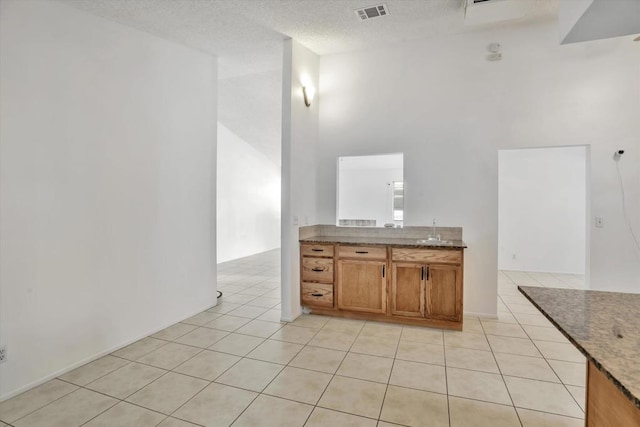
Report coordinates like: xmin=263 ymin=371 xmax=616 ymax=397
xmin=59 ymin=0 xmax=558 ymax=167
xmin=61 ymin=0 xmax=557 ymax=57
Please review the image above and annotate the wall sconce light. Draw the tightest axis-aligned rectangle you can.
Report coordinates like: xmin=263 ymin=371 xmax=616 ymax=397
xmin=302 ymin=85 xmax=315 ymax=107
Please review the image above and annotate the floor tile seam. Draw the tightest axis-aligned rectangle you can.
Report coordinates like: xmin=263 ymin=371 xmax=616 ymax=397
xmin=198 ymin=322 xmax=250 ymax=333
xmin=244 ymin=302 xmax=281 ymax=309
xmin=479 ymin=319 xmax=524 ymax=427
xmin=563 ymin=384 xmax=586 ymax=414
xmin=59 ymin=390 xmax=121 ymax=427
xmin=77 ymin=395 xmax=172 ymax=427
xmin=220 ymin=362 xmax=289 ymax=426
xmin=348 ymin=348 xmax=398 ymax=359
xmin=201 ymin=343 xmax=265 ymax=359
xmin=0 ymin=381 xmax=81 ymax=425
xmin=483 ymin=331 xmax=530 ymax=340
xmin=309 ymin=319 xmax=367 ymax=417
xmin=147 ymin=339 xmax=213 ymax=355
xmin=501 ymin=280 xmax=585 ymax=417
xmin=118 ymin=369 xmax=176 ymax=402
xmin=134 ymin=374 xmax=211 ymax=420
xmin=260 ymin=382 xmax=329 ymax=407
xmin=267 ymin=319 xmax=326 ymax=348
xmin=442 ymin=332 xmax=452 ymax=427
xmin=244 ymin=344 xmax=304 ymax=365
xmin=393 ymin=354 xmax=445 ymax=367
xmin=56 ymin=358 xmax=133 ymax=389
xmin=525 ymin=330 xmax=585 ymax=409
xmin=398 ymin=337 xmax=446 ymax=346
xmin=153 ymin=324 xmax=200 ymax=341
xmin=441 ymin=343 xmax=491 ymax=352
xmin=309 ymin=403 xmax=382 ymax=424
xmin=513 ymin=404 xmax=585 ymax=420
xmin=165 ymin=413 xmax=206 ymax=427
xmin=443 ymin=361 xmax=502 ymax=376
xmin=112 ymin=339 xmax=172 ymax=361
xmin=116 ymin=346 xmax=207 ymax=373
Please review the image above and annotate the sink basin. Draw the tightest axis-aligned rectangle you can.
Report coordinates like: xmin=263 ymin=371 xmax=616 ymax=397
xmin=416 ymin=239 xmax=453 ymax=245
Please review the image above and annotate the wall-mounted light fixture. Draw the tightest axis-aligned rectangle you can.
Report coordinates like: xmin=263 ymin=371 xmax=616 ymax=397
xmin=302 ymin=85 xmax=315 ymax=107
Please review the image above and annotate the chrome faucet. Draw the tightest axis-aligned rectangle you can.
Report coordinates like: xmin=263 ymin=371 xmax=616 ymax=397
xmin=428 ymin=218 xmax=440 ymax=241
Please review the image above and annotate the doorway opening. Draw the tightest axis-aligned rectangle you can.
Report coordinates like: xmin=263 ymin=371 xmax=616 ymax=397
xmin=498 ymin=145 xmax=590 ymax=289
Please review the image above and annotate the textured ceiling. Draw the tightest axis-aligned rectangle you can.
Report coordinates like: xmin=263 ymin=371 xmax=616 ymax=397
xmin=58 ymin=0 xmax=557 ymax=167
xmin=60 ymin=0 xmax=557 ymax=57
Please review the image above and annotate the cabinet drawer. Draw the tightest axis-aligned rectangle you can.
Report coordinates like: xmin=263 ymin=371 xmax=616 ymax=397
xmin=301 ymin=244 xmax=334 ymax=257
xmin=301 ymin=282 xmax=334 ymax=308
xmin=337 ymin=245 xmax=387 ymax=260
xmin=392 ymin=248 xmax=462 ymax=264
xmin=301 ymin=257 xmax=334 ymax=283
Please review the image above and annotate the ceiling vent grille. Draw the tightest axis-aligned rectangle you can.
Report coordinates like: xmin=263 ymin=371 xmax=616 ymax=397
xmin=355 ymin=4 xmax=388 ymax=21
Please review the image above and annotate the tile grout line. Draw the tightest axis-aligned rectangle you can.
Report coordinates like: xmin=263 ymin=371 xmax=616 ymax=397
xmin=499 ymin=275 xmax=586 ymax=420
xmin=478 ymin=303 xmax=525 ymax=427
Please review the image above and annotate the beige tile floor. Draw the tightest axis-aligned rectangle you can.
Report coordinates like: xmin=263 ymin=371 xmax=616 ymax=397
xmin=0 ymin=251 xmax=588 ymax=427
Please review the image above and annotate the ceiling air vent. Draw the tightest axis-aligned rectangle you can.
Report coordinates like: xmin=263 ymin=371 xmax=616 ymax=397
xmin=355 ymin=4 xmax=388 ymax=21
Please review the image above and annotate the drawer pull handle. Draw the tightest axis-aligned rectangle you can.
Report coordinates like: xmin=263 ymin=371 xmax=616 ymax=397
xmin=355 ymin=251 xmax=369 ymax=254
xmin=311 ymin=268 xmax=324 ymax=272
xmin=311 ymin=248 xmax=324 ymax=252
xmin=311 ymin=293 xmax=324 ymax=297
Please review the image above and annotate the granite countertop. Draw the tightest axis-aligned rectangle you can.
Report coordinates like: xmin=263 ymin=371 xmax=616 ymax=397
xmin=300 ymin=235 xmax=467 ymax=249
xmin=519 ymin=286 xmax=640 ymax=409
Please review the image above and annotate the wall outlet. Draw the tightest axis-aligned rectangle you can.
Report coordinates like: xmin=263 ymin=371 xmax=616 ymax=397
xmin=595 ymin=217 xmax=604 ymax=228
xmin=0 ymin=345 xmax=6 ymax=364
xmin=512 ymin=254 xmax=516 ymax=260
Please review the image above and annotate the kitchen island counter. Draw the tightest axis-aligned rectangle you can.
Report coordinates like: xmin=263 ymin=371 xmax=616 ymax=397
xmin=519 ymin=286 xmax=640 ymax=426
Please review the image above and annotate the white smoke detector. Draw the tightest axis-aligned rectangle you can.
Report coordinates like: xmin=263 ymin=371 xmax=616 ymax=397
xmin=355 ymin=4 xmax=388 ymax=21
xmin=487 ymin=42 xmax=502 ymax=61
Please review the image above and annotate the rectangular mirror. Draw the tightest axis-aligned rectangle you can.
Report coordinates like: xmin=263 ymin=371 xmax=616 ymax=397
xmin=337 ymin=153 xmax=404 ymax=227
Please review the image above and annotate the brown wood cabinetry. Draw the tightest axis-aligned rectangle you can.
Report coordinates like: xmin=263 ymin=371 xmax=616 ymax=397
xmin=337 ymin=259 xmax=387 ymax=314
xmin=300 ymin=242 xmax=464 ymax=330
xmin=586 ymin=361 xmax=640 ymax=427
xmin=300 ymin=244 xmax=335 ymax=309
xmin=426 ymin=264 xmax=461 ymax=320
xmin=336 ymin=245 xmax=387 ymax=314
xmin=390 ymin=262 xmax=424 ymax=317
xmin=391 ymin=248 xmax=463 ymax=323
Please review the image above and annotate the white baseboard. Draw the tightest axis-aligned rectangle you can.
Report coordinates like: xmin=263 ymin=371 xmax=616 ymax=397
xmin=0 ymin=302 xmax=215 ymax=402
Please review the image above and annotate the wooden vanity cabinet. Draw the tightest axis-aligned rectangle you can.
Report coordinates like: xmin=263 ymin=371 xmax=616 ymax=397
xmin=336 ymin=245 xmax=387 ymax=314
xmin=300 ymin=244 xmax=335 ymax=309
xmin=391 ymin=248 xmax=463 ymax=322
xmin=300 ymin=242 xmax=464 ymax=330
xmin=390 ymin=262 xmax=424 ymax=317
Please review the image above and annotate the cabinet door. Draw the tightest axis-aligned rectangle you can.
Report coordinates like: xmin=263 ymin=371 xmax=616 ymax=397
xmin=391 ymin=262 xmax=424 ymax=317
xmin=337 ymin=260 xmax=387 ymax=314
xmin=425 ymin=264 xmax=462 ymax=321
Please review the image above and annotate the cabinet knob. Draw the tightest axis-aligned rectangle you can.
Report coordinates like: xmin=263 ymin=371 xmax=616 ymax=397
xmin=311 ymin=293 xmax=323 ymax=297
xmin=311 ymin=248 xmax=324 ymax=252
xmin=311 ymin=267 xmax=323 ymax=272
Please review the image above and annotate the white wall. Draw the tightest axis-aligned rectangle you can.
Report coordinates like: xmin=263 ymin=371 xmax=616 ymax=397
xmin=338 ymin=167 xmax=403 ymax=226
xmin=498 ymin=146 xmax=587 ymax=274
xmin=0 ymin=0 xmax=217 ymax=399
xmin=281 ymin=40 xmax=320 ymax=321
xmin=317 ymin=17 xmax=640 ymax=316
xmin=217 ymin=124 xmax=280 ymax=263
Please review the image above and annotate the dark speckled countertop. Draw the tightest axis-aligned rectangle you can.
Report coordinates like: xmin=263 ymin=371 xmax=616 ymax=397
xmin=299 ymin=235 xmax=467 ymax=249
xmin=519 ymin=286 xmax=640 ymax=409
